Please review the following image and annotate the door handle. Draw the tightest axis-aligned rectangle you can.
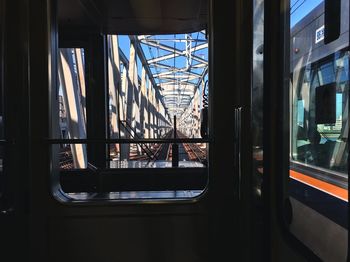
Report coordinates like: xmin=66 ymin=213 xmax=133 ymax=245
xmin=234 ymin=107 xmax=242 ymax=200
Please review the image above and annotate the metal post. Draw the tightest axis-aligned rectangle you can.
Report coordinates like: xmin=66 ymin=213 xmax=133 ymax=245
xmin=140 ymin=67 xmax=147 ymax=138
xmin=108 ymin=35 xmax=121 ymax=159
xmin=120 ymin=68 xmax=129 ymax=160
xmin=172 ymin=115 xmax=179 ymax=167
xmin=86 ymin=34 xmax=108 ymax=168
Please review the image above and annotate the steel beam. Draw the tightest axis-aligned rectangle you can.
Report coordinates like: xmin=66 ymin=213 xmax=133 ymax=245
xmin=58 ymin=49 xmax=87 ymax=168
xmin=86 ymin=34 xmax=108 ymax=168
xmin=107 ymin=35 xmax=121 ymax=156
xmin=140 ymin=39 xmax=208 ymax=65
xmin=130 ymin=35 xmax=170 ymax=121
xmin=139 ymin=67 xmax=147 ymax=138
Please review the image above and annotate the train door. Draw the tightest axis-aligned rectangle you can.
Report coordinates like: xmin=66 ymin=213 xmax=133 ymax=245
xmin=251 ymin=0 xmax=311 ymax=260
xmin=210 ymin=1 xmax=304 ymax=261
xmin=208 ymin=1 xmax=263 ymax=260
xmin=208 ymin=0 xmax=314 ymax=261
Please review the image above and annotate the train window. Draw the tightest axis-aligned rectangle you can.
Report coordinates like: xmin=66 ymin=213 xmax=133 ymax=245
xmin=50 ymin=33 xmax=209 ymax=201
xmin=288 ymin=0 xmax=348 ymax=260
xmin=292 ymin=51 xmax=348 ymax=172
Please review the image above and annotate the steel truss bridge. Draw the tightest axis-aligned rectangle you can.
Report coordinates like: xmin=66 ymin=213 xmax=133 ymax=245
xmin=58 ymin=32 xmax=208 ymax=167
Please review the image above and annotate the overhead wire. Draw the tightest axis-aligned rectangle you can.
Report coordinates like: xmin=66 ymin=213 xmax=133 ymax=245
xmin=290 ymin=0 xmax=302 ymax=10
xmin=290 ymin=0 xmax=306 ymax=15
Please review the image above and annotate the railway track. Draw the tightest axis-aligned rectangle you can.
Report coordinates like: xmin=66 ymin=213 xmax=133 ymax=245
xmin=59 ymin=146 xmax=74 ymax=169
xmin=175 ymin=132 xmax=207 ymax=164
xmin=59 ymin=130 xmax=207 ymax=169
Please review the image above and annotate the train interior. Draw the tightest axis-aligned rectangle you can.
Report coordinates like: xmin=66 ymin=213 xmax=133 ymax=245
xmin=0 ymin=0 xmax=348 ymax=261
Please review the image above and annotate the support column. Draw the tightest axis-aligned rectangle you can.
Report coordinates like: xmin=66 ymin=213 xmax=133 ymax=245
xmin=120 ymin=41 xmax=137 ymax=160
xmin=129 ymin=41 xmax=141 ymax=154
xmin=120 ymin=67 xmax=128 ymax=121
xmin=86 ymin=34 xmax=107 ymax=168
xmin=151 ymin=89 xmax=156 ymax=138
xmin=155 ymin=93 xmax=160 ymax=138
xmin=147 ymin=84 xmax=153 ymax=138
xmin=143 ymin=78 xmax=150 ymax=139
xmin=149 ymin=86 xmax=154 ymax=139
xmin=75 ymin=48 xmax=87 ymax=122
xmin=128 ymin=41 xmax=139 ymax=135
xmin=107 ymin=35 xmax=121 ymax=157
xmin=120 ymin=66 xmax=129 ymax=160
xmin=58 ymin=49 xmax=87 ymax=168
xmin=159 ymin=103 xmax=165 ymax=137
xmin=127 ymin=42 xmax=136 ymax=127
xmin=139 ymin=67 xmax=147 ymax=138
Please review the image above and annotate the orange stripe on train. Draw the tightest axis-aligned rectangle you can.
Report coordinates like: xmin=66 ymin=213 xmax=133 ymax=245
xmin=290 ymin=170 xmax=348 ymax=202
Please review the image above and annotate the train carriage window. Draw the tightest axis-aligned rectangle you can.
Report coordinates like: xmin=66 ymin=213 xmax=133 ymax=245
xmin=292 ymin=51 xmax=349 ymax=172
xmin=287 ymin=0 xmax=349 ymax=260
xmin=50 ymin=33 xmax=209 ymax=201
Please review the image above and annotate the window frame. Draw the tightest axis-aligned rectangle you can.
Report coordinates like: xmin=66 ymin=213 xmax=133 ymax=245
xmin=51 ymin=33 xmax=210 ymax=203
xmin=290 ymin=49 xmax=349 ymax=181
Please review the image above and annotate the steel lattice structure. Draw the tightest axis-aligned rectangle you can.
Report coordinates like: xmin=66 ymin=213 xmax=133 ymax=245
xmin=137 ymin=32 xmax=208 ymax=123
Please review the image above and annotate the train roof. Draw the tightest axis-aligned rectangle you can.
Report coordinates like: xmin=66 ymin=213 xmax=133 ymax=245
xmin=291 ymin=2 xmax=324 ymax=37
xmin=58 ymin=0 xmax=208 ymax=35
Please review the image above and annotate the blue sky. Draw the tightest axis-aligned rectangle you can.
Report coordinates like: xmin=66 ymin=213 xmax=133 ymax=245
xmin=117 ymin=33 xmax=208 ymax=87
xmin=291 ymin=0 xmax=323 ymax=27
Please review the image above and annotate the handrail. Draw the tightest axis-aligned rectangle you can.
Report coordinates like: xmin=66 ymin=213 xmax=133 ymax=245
xmin=46 ymin=138 xmax=211 ymax=144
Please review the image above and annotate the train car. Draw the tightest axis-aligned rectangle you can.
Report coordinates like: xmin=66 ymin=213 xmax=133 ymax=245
xmin=289 ymin=1 xmax=349 ymax=260
xmin=0 ymin=0 xmax=348 ymax=261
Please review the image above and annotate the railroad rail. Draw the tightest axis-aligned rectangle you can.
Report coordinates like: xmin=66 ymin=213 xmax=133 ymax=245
xmin=176 ymin=131 xmax=207 ymax=164
xmin=59 ymin=130 xmax=207 ymax=169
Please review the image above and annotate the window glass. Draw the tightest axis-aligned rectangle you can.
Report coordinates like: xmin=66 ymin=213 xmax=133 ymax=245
xmin=288 ymin=0 xmax=348 ymax=260
xmin=291 ymin=51 xmax=349 ymax=173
